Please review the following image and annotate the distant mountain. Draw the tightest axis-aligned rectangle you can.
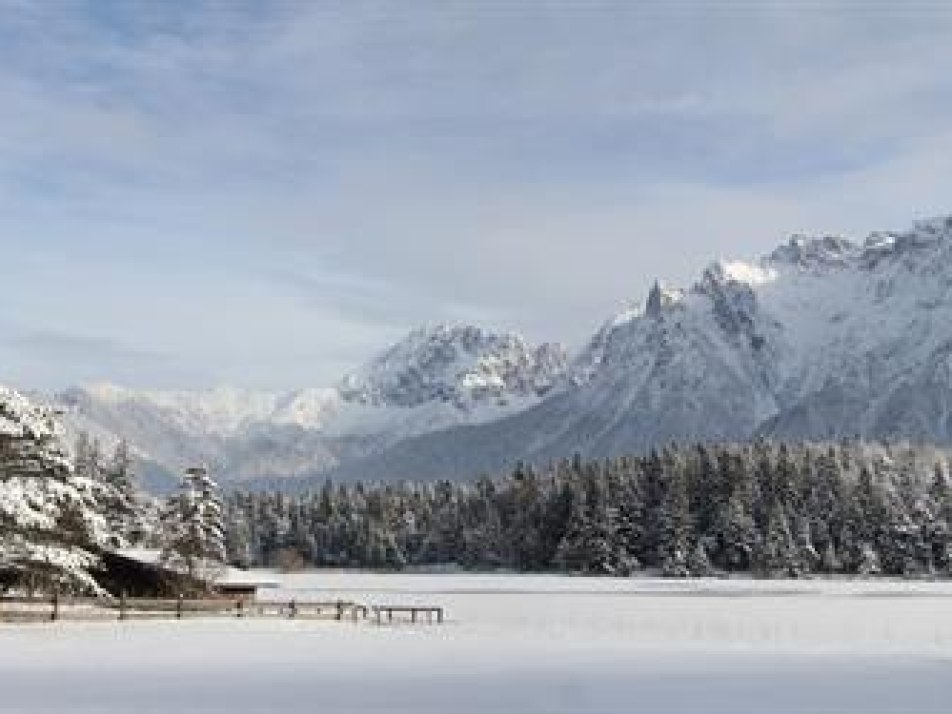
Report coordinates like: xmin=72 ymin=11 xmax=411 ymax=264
xmin=323 ymin=215 xmax=952 ymax=483
xmin=48 ymin=325 xmax=568 ymax=490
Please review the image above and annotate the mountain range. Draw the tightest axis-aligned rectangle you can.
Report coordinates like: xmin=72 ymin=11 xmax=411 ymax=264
xmin=38 ymin=214 xmax=952 ymax=491
xmin=45 ymin=325 xmax=568 ymax=491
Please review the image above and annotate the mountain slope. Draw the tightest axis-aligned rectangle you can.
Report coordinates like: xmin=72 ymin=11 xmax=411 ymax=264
xmin=324 ymin=215 xmax=952 ymax=482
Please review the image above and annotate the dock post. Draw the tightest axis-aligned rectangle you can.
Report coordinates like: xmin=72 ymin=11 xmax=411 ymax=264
xmin=119 ymin=591 xmax=127 ymax=621
xmin=176 ymin=594 xmax=183 ymax=619
xmin=236 ymin=599 xmax=243 ymax=618
xmin=336 ymin=600 xmax=343 ymax=621
xmin=437 ymin=608 xmax=443 ymax=624
xmin=289 ymin=599 xmax=297 ymax=619
xmin=50 ymin=591 xmax=59 ymax=622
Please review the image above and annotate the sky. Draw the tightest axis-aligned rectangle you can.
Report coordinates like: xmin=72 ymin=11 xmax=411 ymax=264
xmin=2 ymin=0 xmax=952 ymax=390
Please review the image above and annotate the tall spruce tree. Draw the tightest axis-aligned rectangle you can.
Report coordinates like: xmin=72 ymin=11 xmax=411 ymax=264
xmin=160 ymin=466 xmax=226 ymax=586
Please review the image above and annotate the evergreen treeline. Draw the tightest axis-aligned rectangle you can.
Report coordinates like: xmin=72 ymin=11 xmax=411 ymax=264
xmin=225 ymin=440 xmax=952 ymax=578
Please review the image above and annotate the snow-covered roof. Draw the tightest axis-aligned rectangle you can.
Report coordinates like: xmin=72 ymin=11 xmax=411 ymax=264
xmin=116 ymin=547 xmax=163 ymax=566
xmin=114 ymin=548 xmax=278 ymax=588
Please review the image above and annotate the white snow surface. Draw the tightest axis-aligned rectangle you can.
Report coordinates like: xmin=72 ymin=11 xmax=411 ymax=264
xmin=2 ymin=572 xmax=952 ymax=713
xmin=716 ymin=259 xmax=779 ymax=286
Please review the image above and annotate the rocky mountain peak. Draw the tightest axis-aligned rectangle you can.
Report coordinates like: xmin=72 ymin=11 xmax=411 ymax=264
xmin=645 ymin=281 xmax=685 ymax=319
xmin=768 ymin=234 xmax=859 ymax=270
xmin=338 ymin=323 xmax=568 ymax=409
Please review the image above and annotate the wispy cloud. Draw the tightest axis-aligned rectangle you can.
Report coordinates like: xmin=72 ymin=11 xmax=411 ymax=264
xmin=0 ymin=323 xmax=206 ymax=388
xmin=2 ymin=1 xmax=951 ymax=388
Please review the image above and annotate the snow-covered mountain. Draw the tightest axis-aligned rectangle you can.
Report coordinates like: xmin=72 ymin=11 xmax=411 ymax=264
xmin=323 ymin=215 xmax=952 ymax=483
xmin=48 ymin=325 xmax=568 ymax=489
xmin=38 ymin=214 xmax=952 ymax=489
xmin=340 ymin=324 xmax=566 ymax=409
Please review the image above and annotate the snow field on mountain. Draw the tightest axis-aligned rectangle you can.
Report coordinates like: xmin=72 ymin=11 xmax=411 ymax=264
xmin=2 ymin=573 xmax=952 ymax=713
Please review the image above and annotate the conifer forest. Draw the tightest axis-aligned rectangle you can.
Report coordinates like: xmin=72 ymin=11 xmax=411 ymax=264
xmin=225 ymin=440 xmax=952 ymax=579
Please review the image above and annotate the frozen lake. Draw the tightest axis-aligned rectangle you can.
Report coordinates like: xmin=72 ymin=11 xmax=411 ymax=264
xmin=2 ymin=573 xmax=952 ymax=713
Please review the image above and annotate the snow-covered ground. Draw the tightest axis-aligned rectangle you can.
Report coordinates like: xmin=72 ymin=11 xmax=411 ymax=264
xmin=3 ymin=574 xmax=952 ymax=713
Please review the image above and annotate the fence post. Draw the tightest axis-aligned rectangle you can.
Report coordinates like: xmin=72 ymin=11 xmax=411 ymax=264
xmin=176 ymin=594 xmax=184 ymax=620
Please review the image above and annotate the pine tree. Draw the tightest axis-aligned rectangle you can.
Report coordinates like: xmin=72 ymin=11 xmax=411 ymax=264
xmin=658 ymin=450 xmax=692 ymax=577
xmin=719 ymin=492 xmax=757 ymax=572
xmin=101 ymin=440 xmax=143 ymax=545
xmin=0 ymin=387 xmax=107 ymax=593
xmin=607 ymin=457 xmax=644 ymax=574
xmin=160 ymin=466 xmax=226 ymax=588
xmin=926 ymin=463 xmax=952 ymax=573
xmin=820 ymin=539 xmax=841 ymax=574
xmin=754 ymin=508 xmax=800 ymax=578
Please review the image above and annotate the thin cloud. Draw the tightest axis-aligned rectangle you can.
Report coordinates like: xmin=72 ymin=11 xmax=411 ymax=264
xmin=1 ymin=2 xmax=951 ymax=388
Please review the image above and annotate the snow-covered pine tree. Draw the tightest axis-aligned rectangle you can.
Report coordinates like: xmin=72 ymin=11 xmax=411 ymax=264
xmin=552 ymin=463 xmax=633 ymax=575
xmin=820 ymin=538 xmax=841 ymax=574
xmin=926 ymin=463 xmax=952 ymax=573
xmin=552 ymin=480 xmax=588 ymax=573
xmin=794 ymin=516 xmax=819 ymax=573
xmin=752 ymin=505 xmax=801 ymax=578
xmin=0 ymin=386 xmax=108 ymax=594
xmin=102 ymin=440 xmax=144 ymax=544
xmin=606 ymin=457 xmax=643 ymax=574
xmin=74 ymin=434 xmax=144 ymax=549
xmin=687 ymin=540 xmax=713 ymax=577
xmin=460 ymin=477 xmax=506 ymax=568
xmin=719 ymin=492 xmax=757 ymax=572
xmin=224 ymin=493 xmax=254 ymax=568
xmin=710 ymin=448 xmax=755 ymax=571
xmin=658 ymin=450 xmax=692 ymax=577
xmin=160 ymin=465 xmax=226 ymax=588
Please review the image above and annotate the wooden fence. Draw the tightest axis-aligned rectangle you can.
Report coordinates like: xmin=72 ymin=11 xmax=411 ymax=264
xmin=0 ymin=595 xmax=444 ymax=625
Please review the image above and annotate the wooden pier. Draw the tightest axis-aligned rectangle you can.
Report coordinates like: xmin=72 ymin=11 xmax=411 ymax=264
xmin=371 ymin=605 xmax=444 ymax=625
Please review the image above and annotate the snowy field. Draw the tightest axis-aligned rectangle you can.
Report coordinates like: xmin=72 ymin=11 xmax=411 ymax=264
xmin=3 ymin=574 xmax=952 ymax=713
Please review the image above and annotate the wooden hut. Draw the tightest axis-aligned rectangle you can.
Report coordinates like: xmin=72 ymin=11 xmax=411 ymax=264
xmin=97 ymin=549 xmax=277 ymax=600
